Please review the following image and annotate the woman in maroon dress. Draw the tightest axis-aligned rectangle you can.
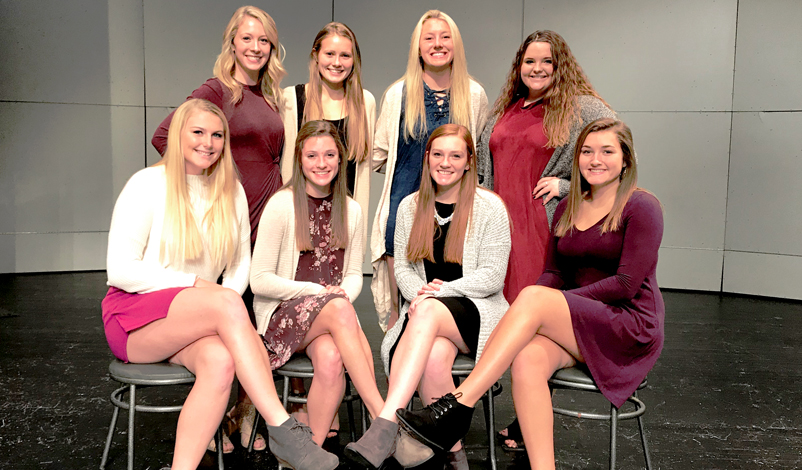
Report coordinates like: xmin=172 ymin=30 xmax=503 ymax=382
xmin=396 ymin=118 xmax=665 ymax=470
xmin=151 ymin=6 xmax=286 ymax=452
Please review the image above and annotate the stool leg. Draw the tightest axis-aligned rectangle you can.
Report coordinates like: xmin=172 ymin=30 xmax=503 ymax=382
xmin=99 ymin=401 xmax=120 ymax=469
xmin=216 ymin=426 xmax=224 ymax=470
xmin=127 ymin=385 xmax=135 ymax=470
xmin=345 ymin=379 xmax=356 ymax=442
xmin=634 ymin=392 xmax=653 ymax=470
xmin=484 ymin=387 xmax=497 ymax=470
xmin=277 ymin=377 xmax=291 ymax=470
xmin=248 ymin=411 xmax=261 ymax=452
xmin=609 ymin=404 xmax=618 ymax=470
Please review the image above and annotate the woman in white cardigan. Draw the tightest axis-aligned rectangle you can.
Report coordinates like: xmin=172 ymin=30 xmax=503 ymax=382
xmin=370 ymin=10 xmax=488 ymax=333
xmin=251 ymin=121 xmax=384 ymax=447
xmin=346 ymin=124 xmax=510 ymax=470
xmin=281 ymin=22 xmax=375 ymax=237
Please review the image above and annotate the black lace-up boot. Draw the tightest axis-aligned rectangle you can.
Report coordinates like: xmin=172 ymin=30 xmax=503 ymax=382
xmin=395 ymin=392 xmax=474 ymax=452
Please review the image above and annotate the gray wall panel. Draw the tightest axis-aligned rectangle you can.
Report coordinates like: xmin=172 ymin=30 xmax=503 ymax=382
xmin=1 ymin=232 xmax=107 ymax=273
xmin=725 ymin=112 xmax=802 ymax=256
xmin=733 ymin=0 xmax=802 ymax=111
xmin=723 ymin=251 xmax=802 ymax=301
xmin=524 ymin=0 xmax=737 ymax=112
xmin=658 ymin=247 xmax=723 ymax=292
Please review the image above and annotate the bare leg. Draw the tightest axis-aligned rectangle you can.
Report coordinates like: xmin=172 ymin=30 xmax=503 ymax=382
xmin=417 ymin=337 xmax=463 ymax=452
xmin=387 ymin=256 xmax=399 ymax=329
xmin=127 ymin=287 xmax=290 ymax=426
xmin=300 ymin=297 xmax=384 ymax=419
xmin=453 ymin=286 xmax=582 ymax=406
xmin=303 ymin=334 xmax=346 ymax=446
xmin=380 ymin=298 xmax=468 ymax=421
xmin=165 ymin=336 xmax=235 ymax=470
xmin=511 ymin=335 xmax=575 ymax=470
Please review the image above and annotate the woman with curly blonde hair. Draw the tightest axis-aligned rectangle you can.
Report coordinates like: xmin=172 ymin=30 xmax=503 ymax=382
xmin=151 ymin=5 xmax=287 ymax=453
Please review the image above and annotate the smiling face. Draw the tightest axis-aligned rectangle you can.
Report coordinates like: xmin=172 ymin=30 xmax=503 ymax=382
xmin=316 ymin=34 xmax=354 ymax=88
xmin=428 ymin=134 xmax=469 ymax=196
xmin=419 ymin=18 xmax=453 ymax=72
xmin=520 ymin=41 xmax=554 ymax=102
xmin=301 ymin=135 xmax=340 ymax=197
xmin=232 ymin=16 xmax=271 ymax=84
xmin=182 ymin=111 xmax=225 ymax=175
xmin=579 ymin=130 xmax=624 ymax=191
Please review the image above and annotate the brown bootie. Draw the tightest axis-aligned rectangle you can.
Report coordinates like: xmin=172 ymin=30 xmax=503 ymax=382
xmin=267 ymin=416 xmax=339 ymax=470
xmin=344 ymin=417 xmax=399 ymax=469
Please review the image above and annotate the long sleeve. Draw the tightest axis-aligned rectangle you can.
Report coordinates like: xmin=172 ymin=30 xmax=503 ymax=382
xmin=151 ymin=79 xmax=226 ymax=155
xmin=339 ymin=201 xmax=364 ymax=302
xmin=567 ymin=193 xmax=663 ymax=303
xmin=220 ymin=184 xmax=252 ymax=295
xmin=371 ymin=87 xmax=394 ymax=173
xmin=475 ymin=115 xmax=498 ymax=189
xmin=393 ymin=195 xmax=428 ymax=303
xmin=249 ymin=191 xmax=324 ymax=301
xmin=106 ymin=170 xmax=197 ymax=292
xmin=537 ymin=200 xmax=569 ymax=289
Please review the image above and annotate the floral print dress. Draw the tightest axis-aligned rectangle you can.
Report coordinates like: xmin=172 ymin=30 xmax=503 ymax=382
xmin=261 ymin=194 xmax=346 ymax=369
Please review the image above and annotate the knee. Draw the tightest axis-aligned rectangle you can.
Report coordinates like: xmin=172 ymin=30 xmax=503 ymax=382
xmin=325 ymin=297 xmax=359 ymax=331
xmin=511 ymin=343 xmax=552 ymax=383
xmin=407 ymin=298 xmax=439 ymax=325
xmin=214 ymin=289 xmax=249 ymax=324
xmin=196 ymin=342 xmax=236 ymax=389
xmin=310 ymin=344 xmax=344 ymax=384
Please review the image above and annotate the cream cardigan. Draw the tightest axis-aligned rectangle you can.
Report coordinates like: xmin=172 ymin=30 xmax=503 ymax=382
xmin=250 ymin=188 xmax=364 ymax=335
xmin=370 ymin=78 xmax=489 ymax=331
xmin=280 ymin=85 xmax=376 ymax=239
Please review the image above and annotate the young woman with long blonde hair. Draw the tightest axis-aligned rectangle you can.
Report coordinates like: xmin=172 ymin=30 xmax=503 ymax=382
xmin=102 ymin=99 xmax=338 ymax=470
xmin=371 ymin=10 xmax=489 ymax=333
xmin=345 ymin=124 xmax=510 ymax=470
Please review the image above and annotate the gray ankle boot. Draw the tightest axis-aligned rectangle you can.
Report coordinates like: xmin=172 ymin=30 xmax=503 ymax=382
xmin=344 ymin=417 xmax=399 ymax=469
xmin=267 ymin=417 xmax=339 ymax=470
xmin=393 ymin=427 xmax=435 ymax=468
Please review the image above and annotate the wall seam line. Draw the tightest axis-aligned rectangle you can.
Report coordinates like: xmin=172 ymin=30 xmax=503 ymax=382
xmin=721 ymin=0 xmax=740 ymax=293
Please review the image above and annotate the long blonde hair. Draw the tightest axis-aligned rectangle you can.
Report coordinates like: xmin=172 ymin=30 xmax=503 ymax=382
xmin=157 ymin=99 xmax=241 ymax=269
xmin=555 ymin=118 xmax=639 ymax=237
xmin=493 ymin=30 xmax=606 ymax=148
xmin=213 ymin=6 xmax=286 ymax=111
xmin=407 ymin=124 xmax=478 ymax=264
xmin=303 ymin=23 xmax=369 ymax=163
xmin=286 ymin=121 xmax=350 ymax=251
xmin=399 ymin=10 xmax=473 ymax=140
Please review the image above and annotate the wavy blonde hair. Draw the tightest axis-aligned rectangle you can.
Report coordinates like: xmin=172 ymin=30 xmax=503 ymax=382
xmin=303 ymin=23 xmax=369 ymax=163
xmin=555 ymin=118 xmax=640 ymax=237
xmin=157 ymin=99 xmax=241 ymax=270
xmin=493 ymin=30 xmax=606 ymax=148
xmin=398 ymin=10 xmax=473 ymax=140
xmin=213 ymin=6 xmax=286 ymax=111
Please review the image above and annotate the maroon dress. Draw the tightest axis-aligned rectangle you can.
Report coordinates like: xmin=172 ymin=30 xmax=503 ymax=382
xmin=537 ymin=191 xmax=665 ymax=407
xmin=490 ymin=100 xmax=552 ymax=303
xmin=261 ymin=195 xmax=346 ymax=369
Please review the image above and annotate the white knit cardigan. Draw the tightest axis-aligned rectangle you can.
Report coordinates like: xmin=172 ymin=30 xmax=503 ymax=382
xmin=370 ymin=78 xmax=489 ymax=330
xmin=280 ymin=85 xmax=376 ymax=240
xmin=380 ymin=188 xmax=511 ymax=374
xmin=250 ymin=188 xmax=364 ymax=335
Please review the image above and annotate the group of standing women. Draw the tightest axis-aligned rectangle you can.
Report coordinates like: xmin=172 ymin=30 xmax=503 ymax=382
xmin=100 ymin=5 xmax=665 ymax=470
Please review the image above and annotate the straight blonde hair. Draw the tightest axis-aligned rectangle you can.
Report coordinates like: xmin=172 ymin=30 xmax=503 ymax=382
xmin=407 ymin=124 xmax=478 ymax=264
xmin=157 ymin=99 xmax=241 ymax=270
xmin=286 ymin=121 xmax=350 ymax=251
xmin=213 ymin=6 xmax=286 ymax=112
xmin=399 ymin=10 xmax=473 ymax=140
xmin=303 ymin=23 xmax=369 ymax=164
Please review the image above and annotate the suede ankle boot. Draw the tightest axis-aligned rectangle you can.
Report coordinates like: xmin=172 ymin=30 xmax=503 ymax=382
xmin=267 ymin=416 xmax=339 ymax=470
xmin=344 ymin=417 xmax=399 ymax=469
xmin=395 ymin=392 xmax=474 ymax=452
xmin=392 ymin=427 xmax=435 ymax=467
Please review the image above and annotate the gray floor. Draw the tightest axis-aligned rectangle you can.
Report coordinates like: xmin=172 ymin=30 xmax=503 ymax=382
xmin=1 ymin=272 xmax=801 ymax=469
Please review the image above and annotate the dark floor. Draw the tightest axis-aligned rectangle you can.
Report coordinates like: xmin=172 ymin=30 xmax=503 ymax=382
xmin=1 ymin=272 xmax=801 ymax=469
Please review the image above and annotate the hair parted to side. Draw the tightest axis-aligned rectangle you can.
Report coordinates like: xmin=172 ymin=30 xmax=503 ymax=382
xmin=555 ymin=118 xmax=639 ymax=237
xmin=303 ymin=22 xmax=369 ymax=164
xmin=493 ymin=30 xmax=607 ymax=148
xmin=287 ymin=120 xmax=350 ymax=251
xmin=397 ymin=10 xmax=473 ymax=140
xmin=406 ymin=124 xmax=479 ymax=264
xmin=158 ymin=99 xmax=241 ymax=270
xmin=213 ymin=5 xmax=286 ymax=111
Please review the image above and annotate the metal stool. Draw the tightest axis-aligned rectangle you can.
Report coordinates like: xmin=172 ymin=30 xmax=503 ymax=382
xmin=549 ymin=366 xmax=652 ymax=470
xmin=247 ymin=354 xmax=367 ymax=451
xmin=451 ymin=354 xmax=501 ymax=470
xmin=100 ymin=359 xmax=224 ymax=470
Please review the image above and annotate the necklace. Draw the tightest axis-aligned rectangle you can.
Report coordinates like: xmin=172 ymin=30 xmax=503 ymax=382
xmin=434 ymin=211 xmax=454 ymax=226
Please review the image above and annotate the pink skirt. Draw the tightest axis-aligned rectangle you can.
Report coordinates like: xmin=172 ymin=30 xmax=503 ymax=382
xmin=101 ymin=286 xmax=189 ymax=362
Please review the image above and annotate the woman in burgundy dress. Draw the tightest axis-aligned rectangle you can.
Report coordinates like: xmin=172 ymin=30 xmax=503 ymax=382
xmin=151 ymin=6 xmax=286 ymax=452
xmin=475 ymin=30 xmax=615 ymax=449
xmin=249 ymin=121 xmax=385 ymax=448
xmin=396 ymin=118 xmax=665 ymax=470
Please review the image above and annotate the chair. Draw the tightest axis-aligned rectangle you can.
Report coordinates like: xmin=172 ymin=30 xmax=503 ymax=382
xmin=247 ymin=354 xmax=367 ymax=451
xmin=100 ymin=359 xmax=225 ymax=470
xmin=549 ymin=366 xmax=652 ymax=470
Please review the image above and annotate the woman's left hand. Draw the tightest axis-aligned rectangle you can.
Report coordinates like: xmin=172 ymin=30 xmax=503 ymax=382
xmin=533 ymin=177 xmax=560 ymax=204
xmin=417 ymin=279 xmax=443 ymax=296
xmin=322 ymin=284 xmax=349 ymax=301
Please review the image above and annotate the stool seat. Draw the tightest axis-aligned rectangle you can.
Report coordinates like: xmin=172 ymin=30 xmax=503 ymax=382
xmin=274 ymin=355 xmax=314 ymax=375
xmin=109 ymin=360 xmax=195 ymax=384
xmin=451 ymin=355 xmax=476 ymax=372
xmin=550 ymin=366 xmax=648 ymax=391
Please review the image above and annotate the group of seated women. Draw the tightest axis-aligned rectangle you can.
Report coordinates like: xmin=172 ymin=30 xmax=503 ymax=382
xmin=101 ymin=5 xmax=665 ymax=470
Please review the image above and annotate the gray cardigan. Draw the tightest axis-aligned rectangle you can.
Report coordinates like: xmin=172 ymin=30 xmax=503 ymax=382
xmin=476 ymin=95 xmax=615 ymax=224
xmin=380 ymin=188 xmax=512 ymax=374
